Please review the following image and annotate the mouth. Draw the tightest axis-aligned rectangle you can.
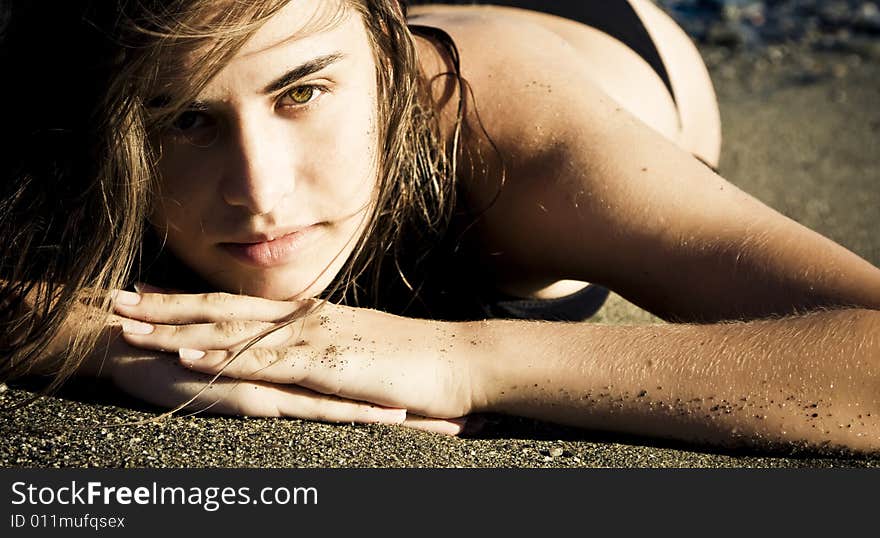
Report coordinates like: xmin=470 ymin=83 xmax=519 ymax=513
xmin=218 ymin=224 xmax=323 ymax=268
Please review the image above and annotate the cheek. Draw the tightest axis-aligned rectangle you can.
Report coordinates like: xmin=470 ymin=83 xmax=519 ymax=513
xmin=150 ymin=145 xmax=221 ymax=225
xmin=309 ymin=93 xmax=381 ymax=206
xmin=156 ymin=145 xmax=221 ymax=201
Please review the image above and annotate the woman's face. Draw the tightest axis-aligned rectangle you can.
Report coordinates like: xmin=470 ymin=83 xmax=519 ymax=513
xmin=152 ymin=0 xmax=380 ymax=300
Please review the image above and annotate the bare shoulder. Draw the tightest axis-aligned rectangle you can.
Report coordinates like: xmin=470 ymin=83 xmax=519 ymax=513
xmin=409 ymin=6 xmax=684 ymax=296
xmin=406 ymin=6 xmax=880 ymax=319
xmin=409 ymin=6 xmax=628 ymax=208
xmin=409 ymin=4 xmax=592 ymax=155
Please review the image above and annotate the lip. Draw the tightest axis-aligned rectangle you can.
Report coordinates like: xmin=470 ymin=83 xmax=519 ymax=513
xmin=219 ymin=225 xmax=323 ymax=268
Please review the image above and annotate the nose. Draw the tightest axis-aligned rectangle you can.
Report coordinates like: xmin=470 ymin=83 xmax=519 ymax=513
xmin=220 ymin=115 xmax=295 ymax=215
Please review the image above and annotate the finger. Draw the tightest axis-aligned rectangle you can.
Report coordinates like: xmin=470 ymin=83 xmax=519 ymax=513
xmin=215 ymin=381 xmax=408 ymax=425
xmin=134 ymin=282 xmax=183 ymax=294
xmin=179 ymin=346 xmax=326 ymax=384
xmin=179 ymin=345 xmax=412 ymax=409
xmin=111 ymin=290 xmax=310 ymax=324
xmin=178 ymin=345 xmax=389 ymax=401
xmin=402 ymin=415 xmax=467 ymax=436
xmin=116 ymin=355 xmax=406 ymax=424
xmin=180 ymin=345 xmax=426 ymax=414
xmin=120 ymin=319 xmax=295 ymax=353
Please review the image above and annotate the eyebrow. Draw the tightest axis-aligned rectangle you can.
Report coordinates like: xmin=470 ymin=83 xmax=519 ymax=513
xmin=261 ymin=52 xmax=346 ymax=94
xmin=145 ymin=52 xmax=346 ymax=111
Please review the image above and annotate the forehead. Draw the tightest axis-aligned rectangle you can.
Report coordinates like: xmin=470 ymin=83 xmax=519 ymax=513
xmin=234 ymin=0 xmax=353 ymax=62
xmin=150 ymin=0 xmax=367 ymax=96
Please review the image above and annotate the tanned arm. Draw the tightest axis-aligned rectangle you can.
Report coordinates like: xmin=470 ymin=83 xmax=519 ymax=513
xmin=472 ymin=307 xmax=880 ymax=453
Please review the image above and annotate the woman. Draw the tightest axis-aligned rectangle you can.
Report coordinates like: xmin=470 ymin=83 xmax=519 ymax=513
xmin=2 ymin=0 xmax=879 ymax=453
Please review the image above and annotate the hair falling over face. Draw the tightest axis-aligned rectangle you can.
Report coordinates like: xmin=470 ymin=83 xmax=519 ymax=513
xmin=0 ymin=0 xmax=464 ymax=396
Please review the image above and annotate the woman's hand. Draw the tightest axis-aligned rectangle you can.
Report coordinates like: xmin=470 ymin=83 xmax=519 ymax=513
xmin=111 ymin=289 xmax=485 ymax=434
xmin=87 ymin=315 xmax=421 ymax=427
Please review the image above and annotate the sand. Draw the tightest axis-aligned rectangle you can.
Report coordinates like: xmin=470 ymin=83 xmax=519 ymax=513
xmin=2 ymin=46 xmax=879 ymax=468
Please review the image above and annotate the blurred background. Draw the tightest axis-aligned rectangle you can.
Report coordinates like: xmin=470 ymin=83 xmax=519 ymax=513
xmin=661 ymin=1 xmax=880 ymax=53
xmin=409 ymin=1 xmax=880 ymax=53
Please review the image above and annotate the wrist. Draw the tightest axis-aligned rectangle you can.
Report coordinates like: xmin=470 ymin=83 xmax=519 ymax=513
xmin=460 ymin=319 xmax=519 ymax=414
xmin=463 ymin=319 xmax=608 ymax=418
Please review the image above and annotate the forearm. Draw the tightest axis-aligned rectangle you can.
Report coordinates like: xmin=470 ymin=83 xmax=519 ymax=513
xmin=471 ymin=308 xmax=880 ymax=453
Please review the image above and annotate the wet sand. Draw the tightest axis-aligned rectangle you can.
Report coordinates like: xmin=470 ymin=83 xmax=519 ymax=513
xmin=2 ymin=47 xmax=879 ymax=468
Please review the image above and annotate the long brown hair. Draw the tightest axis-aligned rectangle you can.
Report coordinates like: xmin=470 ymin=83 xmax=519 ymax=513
xmin=0 ymin=0 xmax=464 ymax=394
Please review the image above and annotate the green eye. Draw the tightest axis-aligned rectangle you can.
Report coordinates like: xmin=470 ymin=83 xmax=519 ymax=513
xmin=286 ymin=86 xmax=315 ymax=105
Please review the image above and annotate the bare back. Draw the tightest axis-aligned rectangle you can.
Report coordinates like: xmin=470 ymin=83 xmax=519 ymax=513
xmin=408 ymin=1 xmax=721 ymax=167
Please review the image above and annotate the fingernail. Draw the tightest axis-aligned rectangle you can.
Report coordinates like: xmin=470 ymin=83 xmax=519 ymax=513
xmin=121 ymin=320 xmax=154 ymax=335
xmin=179 ymin=348 xmax=206 ymax=361
xmin=112 ymin=290 xmax=141 ymax=306
xmin=136 ymin=282 xmax=167 ymax=293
